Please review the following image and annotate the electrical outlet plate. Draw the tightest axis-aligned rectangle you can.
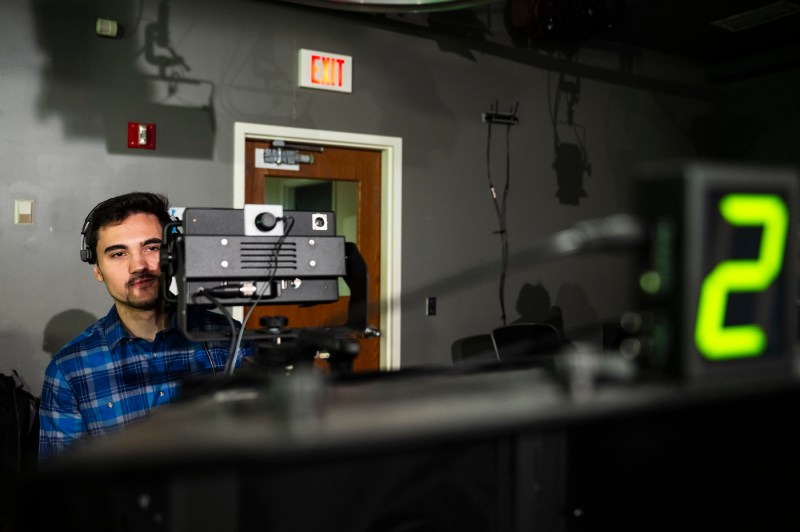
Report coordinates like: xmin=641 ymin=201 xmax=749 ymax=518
xmin=14 ymin=199 xmax=34 ymax=224
xmin=426 ymin=297 xmax=437 ymax=316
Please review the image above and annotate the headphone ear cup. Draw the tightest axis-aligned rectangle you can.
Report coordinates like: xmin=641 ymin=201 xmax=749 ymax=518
xmin=79 ymin=216 xmax=94 ymax=263
xmin=82 ymin=249 xmax=95 ymax=264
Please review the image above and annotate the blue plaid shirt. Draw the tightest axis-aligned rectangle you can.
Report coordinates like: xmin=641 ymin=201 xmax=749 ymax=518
xmin=39 ymin=305 xmax=254 ymax=462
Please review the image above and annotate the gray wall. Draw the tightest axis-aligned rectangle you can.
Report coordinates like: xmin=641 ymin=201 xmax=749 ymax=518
xmin=3 ymin=0 xmax=790 ymax=395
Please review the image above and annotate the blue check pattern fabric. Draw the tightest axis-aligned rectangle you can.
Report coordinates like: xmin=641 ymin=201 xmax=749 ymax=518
xmin=38 ymin=305 xmax=254 ymax=462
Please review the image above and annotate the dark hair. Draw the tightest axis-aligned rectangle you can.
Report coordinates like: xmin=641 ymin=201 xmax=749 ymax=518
xmin=83 ymin=192 xmax=171 ymax=264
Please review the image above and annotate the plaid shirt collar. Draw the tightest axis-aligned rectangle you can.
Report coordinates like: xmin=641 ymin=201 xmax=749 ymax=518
xmin=101 ymin=305 xmax=180 ymax=352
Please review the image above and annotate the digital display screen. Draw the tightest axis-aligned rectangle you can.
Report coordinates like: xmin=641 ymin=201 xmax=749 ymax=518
xmin=636 ymin=162 xmax=797 ymax=380
xmin=695 ymin=191 xmax=791 ymax=361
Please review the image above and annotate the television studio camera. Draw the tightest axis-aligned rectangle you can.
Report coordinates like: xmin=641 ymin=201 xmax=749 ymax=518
xmin=159 ymin=204 xmax=377 ymax=377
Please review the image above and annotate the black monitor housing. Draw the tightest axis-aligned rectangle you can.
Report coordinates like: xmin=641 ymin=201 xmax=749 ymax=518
xmin=161 ymin=206 xmax=370 ymax=346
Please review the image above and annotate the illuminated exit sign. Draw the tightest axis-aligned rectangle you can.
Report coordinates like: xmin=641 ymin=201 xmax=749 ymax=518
xmin=298 ymin=49 xmax=352 ymax=93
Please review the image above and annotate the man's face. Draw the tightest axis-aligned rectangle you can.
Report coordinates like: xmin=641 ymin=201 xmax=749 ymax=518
xmin=92 ymin=212 xmax=163 ymax=312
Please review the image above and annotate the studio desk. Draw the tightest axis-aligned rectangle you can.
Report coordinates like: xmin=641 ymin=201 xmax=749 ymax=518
xmin=24 ymin=355 xmax=800 ymax=532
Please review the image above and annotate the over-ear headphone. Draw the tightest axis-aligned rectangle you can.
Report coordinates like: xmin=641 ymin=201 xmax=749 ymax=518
xmin=79 ymin=201 xmax=105 ymax=264
xmin=79 ymin=230 xmax=94 ymax=263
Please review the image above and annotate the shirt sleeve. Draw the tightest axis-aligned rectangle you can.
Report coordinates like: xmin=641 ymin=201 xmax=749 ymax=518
xmin=38 ymin=361 xmax=87 ymax=463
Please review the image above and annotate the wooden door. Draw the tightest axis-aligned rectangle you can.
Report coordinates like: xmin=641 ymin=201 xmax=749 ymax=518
xmin=245 ymin=139 xmax=382 ymax=371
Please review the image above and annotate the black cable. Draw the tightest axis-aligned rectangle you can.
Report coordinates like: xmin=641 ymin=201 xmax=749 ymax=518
xmin=500 ymin=116 xmax=513 ymax=325
xmin=226 ymin=215 xmax=296 ymax=376
xmin=202 ymin=342 xmax=216 ymax=375
xmin=485 ymin=101 xmax=514 ymax=326
xmin=486 ymin=110 xmax=495 ymax=196
xmin=486 ymin=108 xmax=502 ymax=324
xmin=191 ymin=290 xmax=238 ymax=376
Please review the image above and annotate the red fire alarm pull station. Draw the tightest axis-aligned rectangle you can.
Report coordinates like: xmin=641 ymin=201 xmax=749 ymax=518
xmin=128 ymin=122 xmax=156 ymax=150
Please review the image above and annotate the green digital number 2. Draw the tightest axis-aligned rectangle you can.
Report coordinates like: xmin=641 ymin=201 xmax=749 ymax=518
xmin=695 ymin=194 xmax=788 ymax=360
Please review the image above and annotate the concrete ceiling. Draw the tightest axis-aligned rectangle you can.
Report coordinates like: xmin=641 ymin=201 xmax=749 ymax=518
xmin=269 ymin=0 xmax=800 ymax=82
xmin=604 ymin=0 xmax=800 ymax=81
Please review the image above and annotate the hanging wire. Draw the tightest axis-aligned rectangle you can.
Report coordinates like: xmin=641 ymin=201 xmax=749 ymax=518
xmin=224 ymin=216 xmax=296 ymax=376
xmin=182 ymin=215 xmax=297 ymax=376
xmin=483 ymin=101 xmax=519 ymax=326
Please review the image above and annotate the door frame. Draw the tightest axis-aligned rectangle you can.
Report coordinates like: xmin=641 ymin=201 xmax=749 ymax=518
xmin=233 ymin=122 xmax=403 ymax=370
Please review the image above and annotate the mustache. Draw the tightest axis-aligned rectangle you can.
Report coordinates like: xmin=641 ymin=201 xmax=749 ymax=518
xmin=126 ymin=273 xmax=159 ymax=288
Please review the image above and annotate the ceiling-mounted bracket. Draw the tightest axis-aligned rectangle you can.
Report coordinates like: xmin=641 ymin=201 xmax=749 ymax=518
xmin=482 ymin=101 xmax=520 ymax=125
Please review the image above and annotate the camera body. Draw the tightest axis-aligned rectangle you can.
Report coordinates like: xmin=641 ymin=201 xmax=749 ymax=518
xmin=164 ymin=206 xmax=346 ymax=307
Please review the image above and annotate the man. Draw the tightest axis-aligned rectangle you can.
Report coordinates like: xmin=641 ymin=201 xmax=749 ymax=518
xmin=39 ymin=192 xmax=254 ymax=462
